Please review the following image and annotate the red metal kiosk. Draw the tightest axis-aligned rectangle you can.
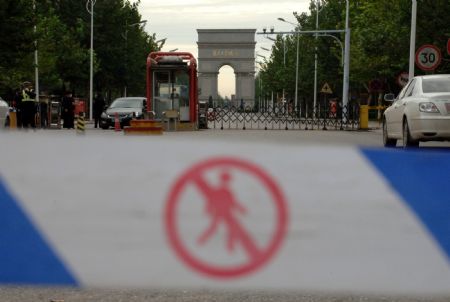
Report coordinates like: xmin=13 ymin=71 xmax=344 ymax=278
xmin=146 ymin=52 xmax=198 ymax=125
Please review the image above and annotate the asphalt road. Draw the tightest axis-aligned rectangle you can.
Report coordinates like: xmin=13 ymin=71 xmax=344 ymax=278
xmin=1 ymin=287 xmax=449 ymax=302
xmin=1 ymin=125 xmax=449 ymax=301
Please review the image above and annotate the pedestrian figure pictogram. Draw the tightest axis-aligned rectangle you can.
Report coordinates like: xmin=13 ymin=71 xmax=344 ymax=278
xmin=194 ymin=171 xmax=261 ymax=260
xmin=165 ymin=157 xmax=288 ymax=279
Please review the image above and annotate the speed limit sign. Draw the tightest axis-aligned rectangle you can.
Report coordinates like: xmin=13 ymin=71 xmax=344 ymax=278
xmin=415 ymin=44 xmax=441 ymax=71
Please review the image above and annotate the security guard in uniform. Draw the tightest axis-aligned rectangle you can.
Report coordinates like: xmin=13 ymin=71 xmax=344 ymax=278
xmin=21 ymin=81 xmax=37 ymax=129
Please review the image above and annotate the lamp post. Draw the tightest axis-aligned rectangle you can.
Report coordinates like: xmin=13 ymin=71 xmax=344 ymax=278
xmin=342 ymin=0 xmax=350 ymax=111
xmin=409 ymin=0 xmax=417 ymax=80
xmin=33 ymin=0 xmax=39 ymax=104
xmin=123 ymin=20 xmax=147 ymax=97
xmin=86 ymin=0 xmax=96 ymax=121
xmin=169 ymin=48 xmax=179 ymax=52
xmin=278 ymin=17 xmax=300 ymax=110
xmin=313 ymin=0 xmax=323 ymax=113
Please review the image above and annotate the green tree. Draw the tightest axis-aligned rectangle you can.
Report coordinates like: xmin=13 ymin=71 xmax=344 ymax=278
xmin=0 ymin=0 xmax=161 ymax=102
xmin=260 ymin=0 xmax=450 ymax=105
xmin=0 ymin=0 xmax=35 ymax=98
xmin=34 ymin=2 xmax=90 ymax=94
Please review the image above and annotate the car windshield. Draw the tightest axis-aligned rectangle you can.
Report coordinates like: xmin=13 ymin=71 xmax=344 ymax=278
xmin=422 ymin=77 xmax=450 ymax=93
xmin=110 ymin=98 xmax=143 ymax=109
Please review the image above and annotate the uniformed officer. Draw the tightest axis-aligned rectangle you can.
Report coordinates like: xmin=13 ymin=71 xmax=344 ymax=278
xmin=21 ymin=82 xmax=37 ymax=129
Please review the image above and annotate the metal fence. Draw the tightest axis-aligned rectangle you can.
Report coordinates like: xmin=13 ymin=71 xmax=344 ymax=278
xmin=206 ymin=103 xmax=360 ymax=130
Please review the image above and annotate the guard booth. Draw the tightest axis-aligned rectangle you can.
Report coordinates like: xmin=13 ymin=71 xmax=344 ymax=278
xmin=146 ymin=52 xmax=198 ymax=130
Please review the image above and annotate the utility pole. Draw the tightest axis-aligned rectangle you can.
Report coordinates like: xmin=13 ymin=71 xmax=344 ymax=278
xmin=86 ymin=0 xmax=96 ymax=120
xmin=342 ymin=0 xmax=350 ymax=110
xmin=313 ymin=0 xmax=320 ymax=113
xmin=33 ymin=0 xmax=39 ymax=103
xmin=409 ymin=0 xmax=417 ymax=80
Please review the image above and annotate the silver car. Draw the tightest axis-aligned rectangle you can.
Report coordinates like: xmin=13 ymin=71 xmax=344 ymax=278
xmin=383 ymin=74 xmax=450 ymax=147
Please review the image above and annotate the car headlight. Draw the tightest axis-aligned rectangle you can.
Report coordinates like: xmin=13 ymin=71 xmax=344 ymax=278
xmin=101 ymin=112 xmax=107 ymax=118
xmin=419 ymin=102 xmax=440 ymax=113
xmin=135 ymin=111 xmax=142 ymax=117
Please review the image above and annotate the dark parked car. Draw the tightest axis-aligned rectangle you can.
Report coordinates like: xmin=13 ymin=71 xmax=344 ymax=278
xmin=100 ymin=97 xmax=146 ymax=129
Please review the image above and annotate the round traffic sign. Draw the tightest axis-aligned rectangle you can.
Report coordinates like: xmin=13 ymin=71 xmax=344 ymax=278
xmin=165 ymin=157 xmax=288 ymax=279
xmin=415 ymin=44 xmax=442 ymax=71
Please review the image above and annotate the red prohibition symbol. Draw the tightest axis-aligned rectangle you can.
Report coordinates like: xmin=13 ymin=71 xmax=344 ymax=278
xmin=164 ymin=157 xmax=288 ymax=279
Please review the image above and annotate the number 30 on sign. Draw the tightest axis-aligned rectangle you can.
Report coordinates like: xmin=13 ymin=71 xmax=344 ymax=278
xmin=415 ymin=44 xmax=442 ymax=71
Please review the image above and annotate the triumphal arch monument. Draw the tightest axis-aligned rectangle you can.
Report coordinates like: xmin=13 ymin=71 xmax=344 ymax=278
xmin=197 ymin=29 xmax=256 ymax=105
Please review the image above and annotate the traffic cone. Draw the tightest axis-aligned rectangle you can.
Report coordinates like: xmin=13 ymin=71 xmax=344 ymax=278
xmin=114 ymin=112 xmax=121 ymax=131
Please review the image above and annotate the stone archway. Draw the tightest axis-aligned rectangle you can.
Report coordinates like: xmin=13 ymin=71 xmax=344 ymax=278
xmin=197 ymin=29 xmax=256 ymax=106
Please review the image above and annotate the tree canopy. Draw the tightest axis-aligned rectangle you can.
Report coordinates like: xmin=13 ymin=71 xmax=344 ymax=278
xmin=257 ymin=0 xmax=450 ymax=106
xmin=0 ymin=0 xmax=163 ymax=102
xmin=2 ymin=0 xmax=449 ymax=105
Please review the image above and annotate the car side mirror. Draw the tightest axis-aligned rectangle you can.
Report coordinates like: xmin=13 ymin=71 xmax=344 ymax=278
xmin=384 ymin=93 xmax=395 ymax=102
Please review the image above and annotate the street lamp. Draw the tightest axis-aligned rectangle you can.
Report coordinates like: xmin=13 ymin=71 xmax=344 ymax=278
xmin=409 ymin=0 xmax=417 ymax=80
xmin=313 ymin=0 xmax=323 ymax=112
xmin=123 ymin=20 xmax=147 ymax=97
xmin=342 ymin=0 xmax=350 ymax=111
xmin=33 ymin=0 xmax=39 ymax=104
xmin=278 ymin=17 xmax=300 ymax=110
xmin=86 ymin=0 xmax=96 ymax=121
xmin=260 ymin=47 xmax=271 ymax=51
xmin=169 ymin=48 xmax=179 ymax=52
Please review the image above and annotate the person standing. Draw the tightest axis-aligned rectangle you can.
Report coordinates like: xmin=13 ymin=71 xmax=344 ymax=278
xmin=61 ymin=91 xmax=75 ymax=129
xmin=20 ymin=82 xmax=37 ymax=129
xmin=93 ymin=93 xmax=105 ymax=128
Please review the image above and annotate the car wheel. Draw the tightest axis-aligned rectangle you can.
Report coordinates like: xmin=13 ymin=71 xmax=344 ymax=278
xmin=101 ymin=125 xmax=109 ymax=130
xmin=382 ymin=118 xmax=396 ymax=147
xmin=402 ymin=118 xmax=419 ymax=148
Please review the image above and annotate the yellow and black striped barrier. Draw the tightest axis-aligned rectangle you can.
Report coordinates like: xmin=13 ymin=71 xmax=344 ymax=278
xmin=76 ymin=113 xmax=86 ymax=134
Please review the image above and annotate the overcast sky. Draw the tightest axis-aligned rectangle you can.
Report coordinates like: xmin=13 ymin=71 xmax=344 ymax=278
xmin=136 ymin=0 xmax=311 ymax=97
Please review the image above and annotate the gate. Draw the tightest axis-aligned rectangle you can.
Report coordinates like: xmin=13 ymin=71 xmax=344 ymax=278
xmin=206 ymin=103 xmax=360 ymax=130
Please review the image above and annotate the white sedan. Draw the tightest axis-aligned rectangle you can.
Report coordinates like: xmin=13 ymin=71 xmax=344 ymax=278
xmin=383 ymin=74 xmax=450 ymax=147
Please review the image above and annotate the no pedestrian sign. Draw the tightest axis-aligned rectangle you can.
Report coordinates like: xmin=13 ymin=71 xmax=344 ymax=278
xmin=165 ymin=157 xmax=288 ymax=279
xmin=415 ymin=44 xmax=441 ymax=71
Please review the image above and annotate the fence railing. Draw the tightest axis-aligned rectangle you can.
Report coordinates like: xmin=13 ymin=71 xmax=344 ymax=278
xmin=205 ymin=103 xmax=360 ymax=130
